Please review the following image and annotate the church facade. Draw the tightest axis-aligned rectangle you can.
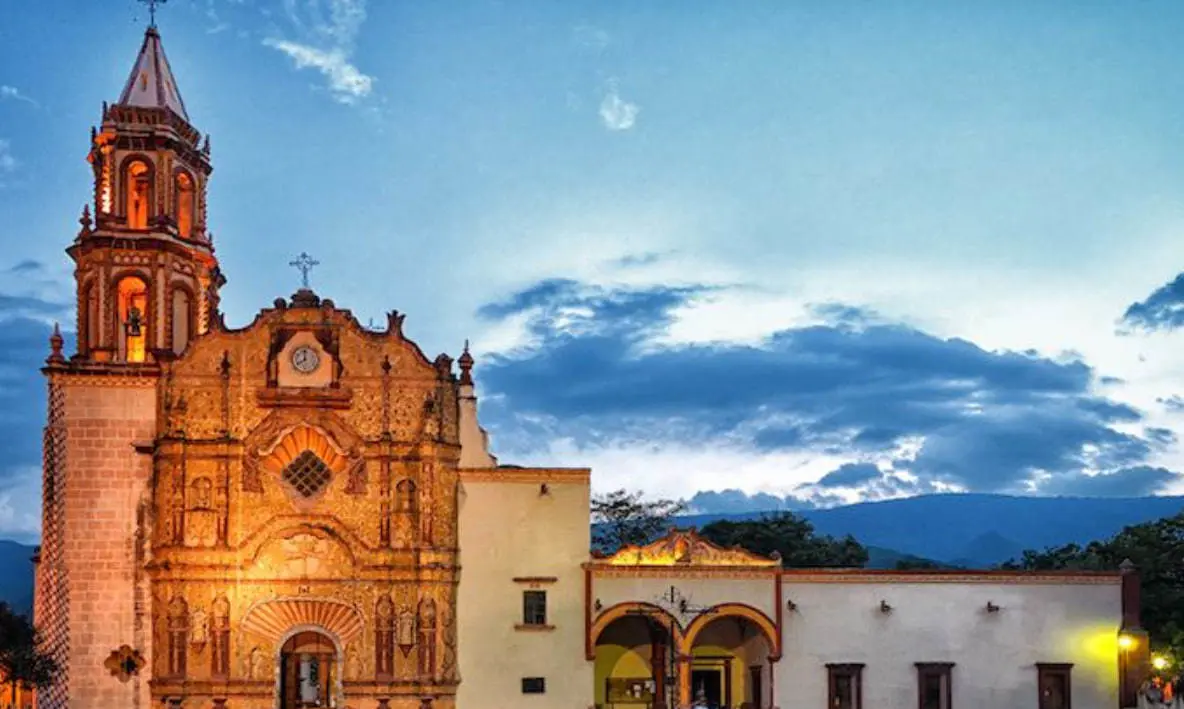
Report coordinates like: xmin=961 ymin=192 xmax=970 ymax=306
xmin=33 ymin=25 xmax=1148 ymax=709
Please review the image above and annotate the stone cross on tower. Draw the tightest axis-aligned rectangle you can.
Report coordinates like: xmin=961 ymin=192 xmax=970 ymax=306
xmin=289 ymin=252 xmax=319 ymax=290
xmin=138 ymin=0 xmax=167 ymax=27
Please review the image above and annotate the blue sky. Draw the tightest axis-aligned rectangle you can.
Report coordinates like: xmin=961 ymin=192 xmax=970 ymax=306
xmin=1 ymin=0 xmax=1183 ymax=540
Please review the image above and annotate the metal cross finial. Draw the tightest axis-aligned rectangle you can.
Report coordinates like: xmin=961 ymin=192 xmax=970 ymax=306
xmin=289 ymin=252 xmax=320 ymax=289
xmin=139 ymin=0 xmax=168 ymax=27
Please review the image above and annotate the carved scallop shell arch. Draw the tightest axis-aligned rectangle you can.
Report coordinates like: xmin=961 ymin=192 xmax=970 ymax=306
xmin=241 ymin=597 xmax=365 ymax=645
xmin=259 ymin=424 xmax=350 ymax=473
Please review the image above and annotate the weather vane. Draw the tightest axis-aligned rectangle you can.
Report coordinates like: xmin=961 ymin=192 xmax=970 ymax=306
xmin=139 ymin=0 xmax=167 ymax=28
xmin=289 ymin=252 xmax=320 ymax=290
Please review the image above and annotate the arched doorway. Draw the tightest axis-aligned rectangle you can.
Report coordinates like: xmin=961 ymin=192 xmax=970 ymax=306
xmin=279 ymin=630 xmax=338 ymax=709
xmin=592 ymin=604 xmax=683 ymax=709
xmin=682 ymin=608 xmax=778 ymax=709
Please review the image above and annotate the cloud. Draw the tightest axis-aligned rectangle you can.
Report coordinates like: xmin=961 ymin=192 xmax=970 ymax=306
xmin=0 ymin=140 xmax=16 ymax=173
xmin=1160 ymin=395 xmax=1184 ymax=412
xmin=599 ymin=81 xmax=639 ymax=131
xmin=686 ymin=489 xmax=812 ymax=514
xmin=0 ymin=262 xmax=71 ymax=539
xmin=1039 ymin=466 xmax=1181 ymax=498
xmin=265 ymin=0 xmax=374 ymax=105
xmin=0 ymin=86 xmax=37 ymax=107
xmin=1120 ymin=272 xmax=1184 ymax=333
xmin=264 ymin=40 xmax=373 ymax=104
xmin=816 ymin=462 xmax=884 ymax=488
xmin=573 ymin=23 xmax=611 ymax=51
xmin=0 ymin=140 xmax=17 ymax=188
xmin=475 ymin=279 xmax=1176 ymax=499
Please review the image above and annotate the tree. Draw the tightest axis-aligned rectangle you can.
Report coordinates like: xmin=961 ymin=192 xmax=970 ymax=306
xmin=0 ymin=602 xmax=58 ymax=703
xmin=591 ymin=489 xmax=685 ymax=553
xmin=1002 ymin=512 xmax=1184 ymax=656
xmin=698 ymin=512 xmax=869 ymax=568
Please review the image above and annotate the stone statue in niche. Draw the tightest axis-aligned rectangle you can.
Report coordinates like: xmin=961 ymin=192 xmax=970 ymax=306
xmin=396 ymin=605 xmax=416 ymax=652
xmin=189 ymin=608 xmax=209 ymax=647
xmin=189 ymin=478 xmax=212 ymax=509
xmin=245 ymin=646 xmax=266 ymax=680
xmin=185 ymin=508 xmax=217 ymax=548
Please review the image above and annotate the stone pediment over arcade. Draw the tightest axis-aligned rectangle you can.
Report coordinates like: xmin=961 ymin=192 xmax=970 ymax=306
xmin=596 ymin=529 xmax=782 ymax=569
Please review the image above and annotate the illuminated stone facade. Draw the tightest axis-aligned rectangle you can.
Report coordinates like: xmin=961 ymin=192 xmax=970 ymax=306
xmin=34 ymin=23 xmax=1147 ymax=709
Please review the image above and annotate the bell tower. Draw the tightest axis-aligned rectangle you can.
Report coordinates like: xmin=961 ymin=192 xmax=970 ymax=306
xmin=73 ymin=24 xmax=222 ymax=363
xmin=36 ymin=22 xmax=221 ymax=709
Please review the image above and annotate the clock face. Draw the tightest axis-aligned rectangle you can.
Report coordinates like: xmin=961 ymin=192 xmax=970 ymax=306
xmin=291 ymin=345 xmax=320 ymax=374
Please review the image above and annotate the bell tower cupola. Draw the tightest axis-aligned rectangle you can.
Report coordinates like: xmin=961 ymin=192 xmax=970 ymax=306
xmin=70 ymin=23 xmax=223 ymax=364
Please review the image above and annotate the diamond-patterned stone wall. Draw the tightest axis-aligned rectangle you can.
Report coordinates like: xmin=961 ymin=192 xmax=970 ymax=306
xmin=36 ymin=379 xmax=69 ymax=709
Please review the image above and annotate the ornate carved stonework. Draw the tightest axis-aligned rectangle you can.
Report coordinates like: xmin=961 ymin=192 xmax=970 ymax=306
xmin=599 ymin=528 xmax=782 ymax=568
xmin=143 ymin=298 xmax=463 ymax=706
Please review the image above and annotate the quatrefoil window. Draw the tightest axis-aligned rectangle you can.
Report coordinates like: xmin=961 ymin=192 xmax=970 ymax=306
xmin=282 ymin=450 xmax=332 ymax=498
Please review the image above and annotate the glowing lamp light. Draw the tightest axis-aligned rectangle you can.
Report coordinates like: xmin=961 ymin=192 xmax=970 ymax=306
xmin=1118 ymin=634 xmax=1136 ymax=650
xmin=1153 ymin=656 xmax=1170 ymax=671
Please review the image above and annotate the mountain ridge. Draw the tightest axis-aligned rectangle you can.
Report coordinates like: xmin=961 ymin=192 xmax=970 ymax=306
xmin=2 ymin=492 xmax=1180 ymax=612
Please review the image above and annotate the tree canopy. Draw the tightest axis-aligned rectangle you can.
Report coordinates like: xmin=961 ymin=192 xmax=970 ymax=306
xmin=0 ymin=602 xmax=57 ymax=698
xmin=699 ymin=512 xmax=869 ymax=568
xmin=1002 ymin=511 xmax=1184 ymax=654
xmin=591 ymin=489 xmax=685 ymax=553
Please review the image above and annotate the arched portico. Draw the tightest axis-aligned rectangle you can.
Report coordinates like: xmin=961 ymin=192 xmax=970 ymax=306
xmin=679 ymin=606 xmax=779 ymax=709
xmin=592 ymin=602 xmax=685 ymax=709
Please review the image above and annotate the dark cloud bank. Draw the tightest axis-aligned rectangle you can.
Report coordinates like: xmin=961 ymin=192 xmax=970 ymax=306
xmin=0 ymin=262 xmax=70 ymax=531
xmin=1121 ymin=271 xmax=1184 ymax=333
xmin=474 ymin=278 xmax=1182 ymax=510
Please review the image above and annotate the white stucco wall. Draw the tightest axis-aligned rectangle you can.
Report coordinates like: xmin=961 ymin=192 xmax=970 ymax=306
xmin=456 ymin=471 xmax=593 ymax=709
xmin=774 ymin=578 xmax=1123 ymax=709
xmin=593 ymin=574 xmax=778 ymax=624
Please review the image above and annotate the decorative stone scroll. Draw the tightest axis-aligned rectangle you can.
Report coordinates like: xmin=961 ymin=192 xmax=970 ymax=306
xmin=600 ymin=528 xmax=782 ymax=568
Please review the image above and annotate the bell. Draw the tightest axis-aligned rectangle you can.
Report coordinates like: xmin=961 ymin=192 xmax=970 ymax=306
xmin=126 ymin=306 xmax=142 ymax=337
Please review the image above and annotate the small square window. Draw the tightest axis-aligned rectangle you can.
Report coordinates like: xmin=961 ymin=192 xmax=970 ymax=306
xmin=522 ymin=677 xmax=545 ymax=694
xmin=523 ymin=590 xmax=547 ymax=626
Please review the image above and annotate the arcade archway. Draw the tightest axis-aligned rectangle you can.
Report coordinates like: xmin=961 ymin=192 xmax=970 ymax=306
xmin=592 ymin=604 xmax=683 ymax=709
xmin=681 ymin=608 xmax=778 ymax=709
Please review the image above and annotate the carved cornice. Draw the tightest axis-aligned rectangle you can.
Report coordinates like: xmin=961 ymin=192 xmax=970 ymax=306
xmin=459 ymin=467 xmax=590 ymax=484
xmin=589 ymin=566 xmax=778 ymax=581
xmin=587 ymin=566 xmax=1121 ymax=583
xmin=779 ymin=569 xmax=1123 ymax=585
xmin=44 ymin=368 xmax=161 ymax=386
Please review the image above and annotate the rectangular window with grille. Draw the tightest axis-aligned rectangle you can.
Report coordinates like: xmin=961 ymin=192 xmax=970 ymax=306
xmin=523 ymin=590 xmax=547 ymax=626
xmin=826 ymin=663 xmax=863 ymax=709
xmin=522 ymin=677 xmax=546 ymax=694
xmin=917 ymin=663 xmax=954 ymax=709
